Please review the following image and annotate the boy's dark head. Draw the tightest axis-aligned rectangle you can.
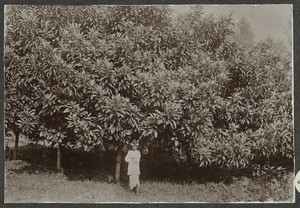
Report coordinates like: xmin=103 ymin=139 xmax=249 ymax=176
xmin=130 ymin=140 xmax=139 ymax=150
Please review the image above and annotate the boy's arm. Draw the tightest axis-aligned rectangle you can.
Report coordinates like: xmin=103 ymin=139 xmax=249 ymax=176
xmin=125 ymin=151 xmax=131 ymax=163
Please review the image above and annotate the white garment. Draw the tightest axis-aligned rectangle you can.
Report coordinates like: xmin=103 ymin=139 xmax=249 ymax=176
xmin=125 ymin=150 xmax=141 ymax=175
xmin=129 ymin=175 xmax=140 ymax=190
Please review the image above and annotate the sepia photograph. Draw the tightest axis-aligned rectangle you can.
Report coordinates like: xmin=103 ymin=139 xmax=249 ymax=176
xmin=4 ymin=4 xmax=294 ymax=203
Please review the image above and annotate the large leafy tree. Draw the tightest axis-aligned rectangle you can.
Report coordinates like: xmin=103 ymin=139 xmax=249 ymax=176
xmin=5 ymin=5 xmax=293 ymax=180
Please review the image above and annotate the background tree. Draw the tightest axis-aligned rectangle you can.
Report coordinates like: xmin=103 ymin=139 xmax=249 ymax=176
xmin=233 ymin=17 xmax=254 ymax=45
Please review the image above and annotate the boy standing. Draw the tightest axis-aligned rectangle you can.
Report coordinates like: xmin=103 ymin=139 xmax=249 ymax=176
xmin=125 ymin=140 xmax=141 ymax=195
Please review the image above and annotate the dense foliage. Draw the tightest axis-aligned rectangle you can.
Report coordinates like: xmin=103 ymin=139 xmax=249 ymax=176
xmin=5 ymin=5 xmax=293 ymax=179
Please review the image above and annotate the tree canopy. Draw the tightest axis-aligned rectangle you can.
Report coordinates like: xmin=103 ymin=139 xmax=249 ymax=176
xmin=5 ymin=5 xmax=293 ymax=179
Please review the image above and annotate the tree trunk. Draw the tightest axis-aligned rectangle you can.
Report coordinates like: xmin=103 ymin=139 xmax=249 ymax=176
xmin=184 ymin=143 xmax=192 ymax=166
xmin=115 ymin=145 xmax=122 ymax=183
xmin=13 ymin=132 xmax=20 ymax=160
xmin=57 ymin=142 xmax=62 ymax=172
xmin=151 ymin=144 xmax=154 ymax=163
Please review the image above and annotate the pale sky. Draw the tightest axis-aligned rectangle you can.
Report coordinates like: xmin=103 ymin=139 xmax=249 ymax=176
xmin=171 ymin=4 xmax=292 ymax=42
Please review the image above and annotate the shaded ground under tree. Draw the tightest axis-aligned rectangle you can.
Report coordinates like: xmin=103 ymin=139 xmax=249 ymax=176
xmin=7 ymin=143 xmax=293 ymax=185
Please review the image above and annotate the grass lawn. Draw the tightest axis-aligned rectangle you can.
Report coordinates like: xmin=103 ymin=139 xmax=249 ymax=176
xmin=5 ymin=160 xmax=294 ymax=203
